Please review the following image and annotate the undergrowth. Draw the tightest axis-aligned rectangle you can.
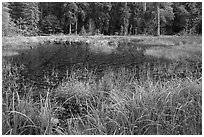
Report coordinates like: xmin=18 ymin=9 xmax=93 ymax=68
xmin=2 ymin=58 xmax=202 ymax=135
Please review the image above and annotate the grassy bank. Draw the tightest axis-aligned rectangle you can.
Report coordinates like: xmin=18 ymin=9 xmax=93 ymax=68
xmin=2 ymin=59 xmax=202 ymax=135
xmin=2 ymin=35 xmax=202 ymax=135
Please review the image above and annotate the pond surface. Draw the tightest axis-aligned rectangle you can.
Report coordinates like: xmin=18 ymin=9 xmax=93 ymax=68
xmin=2 ymin=36 xmax=202 ymax=90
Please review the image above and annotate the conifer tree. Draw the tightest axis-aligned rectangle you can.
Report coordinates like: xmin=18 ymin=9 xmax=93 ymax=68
xmin=2 ymin=2 xmax=13 ymax=36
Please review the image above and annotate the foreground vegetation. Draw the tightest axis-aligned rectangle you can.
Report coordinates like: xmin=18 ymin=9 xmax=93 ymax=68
xmin=2 ymin=36 xmax=202 ymax=135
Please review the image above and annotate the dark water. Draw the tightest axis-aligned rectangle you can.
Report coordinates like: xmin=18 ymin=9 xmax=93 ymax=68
xmin=2 ymin=38 xmax=201 ymax=92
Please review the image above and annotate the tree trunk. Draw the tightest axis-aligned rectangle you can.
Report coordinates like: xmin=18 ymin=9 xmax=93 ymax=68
xmin=75 ymin=20 xmax=78 ymax=34
xmin=40 ymin=6 xmax=43 ymax=22
xmin=123 ymin=2 xmax=129 ymax=36
xmin=69 ymin=24 xmax=71 ymax=35
xmin=156 ymin=3 xmax=160 ymax=36
xmin=143 ymin=2 xmax=146 ymax=13
xmin=142 ymin=2 xmax=147 ymax=34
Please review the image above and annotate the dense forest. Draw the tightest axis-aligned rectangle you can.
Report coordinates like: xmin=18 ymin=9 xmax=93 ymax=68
xmin=2 ymin=2 xmax=202 ymax=37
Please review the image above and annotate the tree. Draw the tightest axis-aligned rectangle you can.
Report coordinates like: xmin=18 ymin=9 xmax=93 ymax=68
xmin=9 ymin=2 xmax=40 ymax=36
xmin=62 ymin=2 xmax=78 ymax=34
xmin=128 ymin=3 xmax=142 ymax=35
xmin=2 ymin=2 xmax=14 ymax=36
xmin=88 ymin=2 xmax=112 ymax=35
xmin=156 ymin=2 xmax=160 ymax=36
xmin=6 ymin=2 xmax=202 ymax=36
xmin=120 ymin=2 xmax=131 ymax=35
xmin=22 ymin=2 xmax=40 ymax=35
xmin=77 ymin=2 xmax=90 ymax=34
xmin=151 ymin=2 xmax=174 ymax=35
xmin=41 ymin=15 xmax=62 ymax=34
xmin=49 ymin=2 xmax=64 ymax=27
xmin=96 ymin=3 xmax=112 ymax=34
xmin=171 ymin=3 xmax=189 ymax=34
xmin=38 ymin=2 xmax=64 ymax=34
xmin=142 ymin=2 xmax=147 ymax=34
xmin=184 ymin=2 xmax=202 ymax=34
xmin=109 ymin=2 xmax=131 ymax=35
xmin=143 ymin=2 xmax=146 ymax=13
xmin=109 ymin=3 xmax=121 ymax=35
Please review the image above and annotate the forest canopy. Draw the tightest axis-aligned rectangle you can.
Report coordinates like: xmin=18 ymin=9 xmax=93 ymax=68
xmin=2 ymin=2 xmax=202 ymax=37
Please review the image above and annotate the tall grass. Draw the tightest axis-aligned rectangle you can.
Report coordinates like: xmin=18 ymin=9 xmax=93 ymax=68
xmin=2 ymin=58 xmax=202 ymax=135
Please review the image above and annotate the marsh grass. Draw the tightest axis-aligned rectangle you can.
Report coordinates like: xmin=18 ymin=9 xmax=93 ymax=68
xmin=2 ymin=35 xmax=202 ymax=135
xmin=2 ymin=56 xmax=202 ymax=135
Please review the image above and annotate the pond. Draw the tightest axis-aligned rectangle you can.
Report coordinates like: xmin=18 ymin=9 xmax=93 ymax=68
xmin=2 ymin=36 xmax=202 ymax=91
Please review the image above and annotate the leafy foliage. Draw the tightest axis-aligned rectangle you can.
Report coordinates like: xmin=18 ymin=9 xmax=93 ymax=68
xmin=3 ymin=2 xmax=202 ymax=36
xmin=41 ymin=15 xmax=62 ymax=34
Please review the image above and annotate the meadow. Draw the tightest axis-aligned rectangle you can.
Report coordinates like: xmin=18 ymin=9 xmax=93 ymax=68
xmin=2 ymin=35 xmax=202 ymax=135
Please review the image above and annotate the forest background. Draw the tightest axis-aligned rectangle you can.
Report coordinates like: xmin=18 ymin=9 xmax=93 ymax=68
xmin=2 ymin=2 xmax=202 ymax=37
